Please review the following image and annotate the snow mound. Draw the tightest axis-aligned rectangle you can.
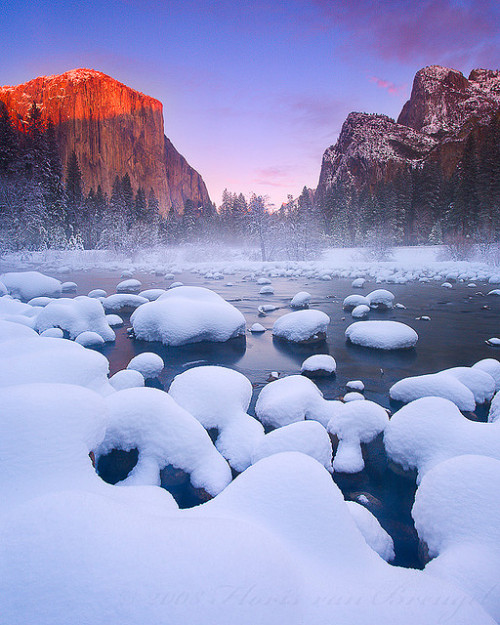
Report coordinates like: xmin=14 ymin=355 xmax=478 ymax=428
xmin=61 ymin=281 xmax=77 ymax=293
xmin=346 ymin=380 xmax=364 ymax=391
xmin=75 ymin=331 xmax=105 ymax=348
xmin=169 ymin=366 xmax=264 ymax=472
xmin=390 ymin=372 xmax=476 ymax=411
xmin=366 ymin=289 xmax=394 ymax=309
xmin=251 ymin=421 xmax=333 ymax=472
xmin=97 ymin=387 xmax=232 ymax=495
xmin=327 ymin=400 xmax=389 ymax=473
xmin=384 ymin=397 xmax=500 ymax=481
xmin=250 ymin=322 xmax=266 ymax=333
xmin=413 ymin=455 xmax=500 ymax=622
xmin=138 ymin=288 xmax=167 ymax=301
xmin=102 ymin=293 xmax=148 ymax=312
xmin=131 ymin=286 xmax=246 ymax=346
xmin=105 ymin=313 xmax=123 ymax=327
xmin=473 ymin=358 xmax=500 ymax=391
xmin=346 ymin=320 xmax=418 ymax=350
xmin=259 ymin=285 xmax=274 ymax=295
xmin=0 ymin=271 xmax=62 ymax=300
xmin=109 ymin=369 xmax=145 ymax=390
xmin=352 ymin=277 xmax=366 ymax=288
xmin=343 ymin=391 xmax=365 ymax=402
xmin=127 ymin=352 xmax=164 ymax=379
xmin=88 ymin=288 xmax=107 ymax=298
xmin=290 ymin=291 xmax=311 ymax=308
xmin=27 ymin=296 xmax=54 ymax=307
xmin=39 ymin=327 xmax=64 ymax=338
xmin=441 ymin=366 xmax=495 ymax=404
xmin=0 ymin=280 xmax=7 ymax=296
xmin=343 ymin=294 xmax=369 ymax=310
xmin=346 ymin=501 xmax=395 ymax=561
xmin=352 ymin=304 xmax=370 ymax=318
xmin=301 ymin=354 xmax=336 ymax=376
xmin=272 ymin=309 xmax=330 ymax=343
xmin=0 ymin=319 xmax=38 ymax=342
xmin=35 ymin=296 xmax=115 ymax=342
xmin=116 ymin=278 xmax=142 ymax=293
xmin=255 ymin=375 xmax=334 ymax=428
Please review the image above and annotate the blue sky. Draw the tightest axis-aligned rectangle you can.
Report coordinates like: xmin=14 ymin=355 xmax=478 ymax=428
xmin=2 ymin=0 xmax=500 ymax=207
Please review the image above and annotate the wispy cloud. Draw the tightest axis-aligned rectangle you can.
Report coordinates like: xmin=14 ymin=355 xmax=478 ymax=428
xmin=369 ymin=76 xmax=407 ymax=96
xmin=252 ymin=165 xmax=295 ymax=188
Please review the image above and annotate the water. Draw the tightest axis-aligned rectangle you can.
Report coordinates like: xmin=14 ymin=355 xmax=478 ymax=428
xmin=51 ymin=268 xmax=500 ymax=568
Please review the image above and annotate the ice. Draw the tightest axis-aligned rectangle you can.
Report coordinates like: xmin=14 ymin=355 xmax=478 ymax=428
xmin=346 ymin=501 xmax=395 ymax=561
xmin=327 ymin=400 xmax=389 ymax=473
xmin=251 ymin=421 xmax=333 ymax=472
xmin=366 ymin=289 xmax=394 ymax=309
xmin=259 ymin=285 xmax=274 ymax=295
xmin=97 ymin=387 xmax=232 ymax=495
xmin=272 ymin=309 xmax=330 ymax=343
xmin=127 ymin=352 xmax=164 ymax=379
xmin=0 ymin=271 xmax=62 ymax=300
xmin=384 ymin=397 xmax=500 ymax=481
xmin=413 ymin=455 xmax=500 ymax=622
xmin=255 ymin=375 xmax=334 ymax=428
xmin=116 ymin=278 xmax=142 ymax=293
xmin=301 ymin=354 xmax=336 ymax=376
xmin=352 ymin=304 xmax=370 ymax=318
xmin=343 ymin=294 xmax=369 ymax=310
xmin=346 ymin=320 xmax=418 ymax=350
xmin=250 ymin=322 xmax=266 ymax=332
xmin=109 ymin=368 xmax=145 ymax=390
xmin=75 ymin=331 xmax=105 ymax=348
xmin=131 ymin=286 xmax=246 ymax=346
xmin=290 ymin=291 xmax=311 ymax=308
xmin=102 ymin=293 xmax=148 ymax=312
xmin=35 ymin=296 xmax=115 ymax=342
xmin=169 ymin=366 xmax=264 ymax=472
xmin=138 ymin=288 xmax=167 ymax=301
xmin=390 ymin=372 xmax=476 ymax=411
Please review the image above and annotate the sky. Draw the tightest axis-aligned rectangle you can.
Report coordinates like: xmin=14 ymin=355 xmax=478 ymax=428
xmin=1 ymin=0 xmax=500 ymax=208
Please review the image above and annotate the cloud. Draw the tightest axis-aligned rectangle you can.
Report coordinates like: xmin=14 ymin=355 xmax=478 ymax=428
xmin=369 ymin=76 xmax=407 ymax=96
xmin=252 ymin=166 xmax=295 ymax=188
xmin=309 ymin=0 xmax=500 ymax=67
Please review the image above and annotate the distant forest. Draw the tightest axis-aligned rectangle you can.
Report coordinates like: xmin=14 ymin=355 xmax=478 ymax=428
xmin=1 ymin=100 xmax=500 ymax=260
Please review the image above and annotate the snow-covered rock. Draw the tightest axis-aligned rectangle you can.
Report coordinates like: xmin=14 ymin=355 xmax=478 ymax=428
xmin=127 ymin=352 xmax=164 ymax=379
xmin=366 ymin=289 xmax=394 ymax=309
xmin=290 ymin=291 xmax=311 ymax=308
xmin=169 ymin=366 xmax=264 ymax=472
xmin=35 ymin=296 xmax=115 ymax=342
xmin=131 ymin=286 xmax=246 ymax=346
xmin=343 ymin=391 xmax=365 ymax=402
xmin=75 ymin=331 xmax=105 ymax=348
xmin=0 ymin=280 xmax=7 ymax=296
xmin=441 ymin=366 xmax=495 ymax=404
xmin=343 ymin=294 xmax=370 ymax=310
xmin=138 ymin=288 xmax=167 ymax=301
xmin=109 ymin=369 xmax=145 ymax=391
xmin=259 ymin=285 xmax=274 ymax=295
xmin=39 ymin=327 xmax=64 ymax=338
xmin=27 ymin=296 xmax=54 ymax=307
xmin=327 ymin=400 xmax=389 ymax=473
xmin=384 ymin=397 xmax=500 ymax=481
xmin=102 ymin=293 xmax=148 ymax=312
xmin=0 ymin=319 xmax=38 ymax=343
xmin=351 ymin=277 xmax=366 ymax=288
xmin=390 ymin=372 xmax=476 ymax=411
xmin=251 ymin=421 xmax=333 ymax=472
xmin=346 ymin=320 xmax=418 ymax=350
xmin=346 ymin=501 xmax=395 ymax=561
xmin=255 ymin=375 xmax=334 ymax=428
xmin=273 ymin=309 xmax=330 ymax=343
xmin=116 ymin=278 xmax=142 ymax=293
xmin=88 ymin=288 xmax=107 ymax=298
xmin=105 ymin=313 xmax=123 ymax=327
xmin=61 ymin=281 xmax=77 ymax=293
xmin=352 ymin=304 xmax=370 ymax=319
xmin=473 ymin=358 xmax=500 ymax=391
xmin=250 ymin=323 xmax=266 ymax=333
xmin=346 ymin=380 xmax=365 ymax=392
xmin=0 ymin=271 xmax=62 ymax=300
xmin=301 ymin=354 xmax=336 ymax=376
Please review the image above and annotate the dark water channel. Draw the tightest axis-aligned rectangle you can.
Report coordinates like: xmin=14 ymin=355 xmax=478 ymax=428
xmin=56 ymin=268 xmax=500 ymax=569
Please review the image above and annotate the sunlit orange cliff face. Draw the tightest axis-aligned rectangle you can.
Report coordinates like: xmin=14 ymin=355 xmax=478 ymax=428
xmin=0 ymin=68 xmax=210 ymax=214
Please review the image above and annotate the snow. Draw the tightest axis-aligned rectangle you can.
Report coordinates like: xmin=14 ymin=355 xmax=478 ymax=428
xmin=117 ymin=278 xmax=142 ymax=293
xmin=35 ymin=296 xmax=115 ymax=342
xmin=346 ymin=380 xmax=364 ymax=391
xmin=259 ymin=285 xmax=274 ymax=295
xmin=102 ymin=293 xmax=148 ymax=312
xmin=251 ymin=421 xmax=333 ymax=472
xmin=105 ymin=313 xmax=123 ymax=327
xmin=366 ymin=289 xmax=394 ymax=309
xmin=127 ymin=352 xmax=164 ymax=378
xmin=441 ymin=281 xmax=453 ymax=288
xmin=255 ymin=375 xmax=334 ymax=428
xmin=390 ymin=372 xmax=477 ymax=411
xmin=169 ymin=366 xmax=264 ymax=472
xmin=75 ymin=330 xmax=105 ymax=348
xmin=301 ymin=354 xmax=336 ymax=376
xmin=97 ymin=387 xmax=232 ymax=495
xmin=39 ymin=327 xmax=64 ymax=338
xmin=486 ymin=337 xmax=500 ymax=346
xmin=346 ymin=501 xmax=395 ymax=561
xmin=272 ymin=309 xmax=330 ymax=343
xmin=488 ymin=391 xmax=500 ymax=422
xmin=346 ymin=320 xmax=418 ymax=350
xmin=473 ymin=358 xmax=500 ymax=391
xmin=27 ymin=296 xmax=54 ymax=306
xmin=258 ymin=304 xmax=277 ymax=314
xmin=413 ymin=455 xmax=500 ymax=622
xmin=352 ymin=277 xmax=366 ymax=288
xmin=138 ymin=288 xmax=167 ymax=301
xmin=327 ymin=400 xmax=389 ymax=473
xmin=61 ymin=281 xmax=77 ymax=293
xmin=384 ymin=397 xmax=500 ymax=481
xmin=352 ymin=304 xmax=370 ymax=318
xmin=343 ymin=391 xmax=365 ymax=402
xmin=487 ymin=289 xmax=500 ymax=296
xmin=109 ymin=368 xmax=145 ymax=390
xmin=0 ymin=280 xmax=7 ymax=296
xmin=0 ymin=271 xmax=62 ymax=300
xmin=131 ymin=286 xmax=246 ymax=346
xmin=250 ymin=322 xmax=266 ymax=332
xmin=343 ymin=294 xmax=369 ymax=310
xmin=441 ymin=366 xmax=495 ymax=404
xmin=290 ymin=291 xmax=311 ymax=308
xmin=88 ymin=288 xmax=107 ymax=298
xmin=0 ymin=319 xmax=38 ymax=342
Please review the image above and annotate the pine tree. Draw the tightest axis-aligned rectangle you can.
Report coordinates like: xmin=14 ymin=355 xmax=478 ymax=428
xmin=65 ymin=150 xmax=83 ymax=238
xmin=0 ymin=102 xmax=18 ymax=177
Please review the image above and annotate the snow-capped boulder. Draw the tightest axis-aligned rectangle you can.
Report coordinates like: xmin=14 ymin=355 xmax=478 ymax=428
xmin=39 ymin=327 xmax=64 ymax=338
xmin=351 ymin=278 xmax=366 ymax=288
xmin=300 ymin=354 xmax=336 ymax=377
xmin=327 ymin=400 xmax=389 ymax=473
xmin=273 ymin=309 xmax=330 ymax=343
xmin=473 ymin=358 xmax=500 ymax=391
xmin=116 ymin=278 xmax=142 ymax=293
xmin=384 ymin=397 xmax=500 ymax=481
xmin=440 ymin=366 xmax=495 ymax=404
xmin=127 ymin=352 xmax=164 ymax=379
xmin=346 ymin=501 xmax=395 ymax=562
xmin=0 ymin=319 xmax=38 ymax=343
xmin=352 ymin=304 xmax=370 ymax=319
xmin=27 ymin=296 xmax=54 ymax=307
xmin=75 ymin=331 xmax=105 ymax=348
xmin=105 ymin=314 xmax=123 ymax=327
xmin=346 ymin=380 xmax=365 ymax=392
xmin=138 ymin=288 xmax=167 ymax=301
xmin=102 ymin=293 xmax=148 ymax=313
xmin=259 ymin=285 xmax=274 ymax=295
xmin=169 ymin=366 xmax=264 ymax=472
xmin=61 ymin=281 xmax=77 ymax=293
xmin=390 ymin=372 xmax=476 ymax=411
xmin=251 ymin=421 xmax=333 ymax=472
xmin=343 ymin=294 xmax=370 ymax=310
xmin=0 ymin=280 xmax=7 ymax=296
xmin=0 ymin=271 xmax=62 ymax=300
xmin=250 ymin=323 xmax=266 ymax=333
xmin=255 ymin=375 xmax=334 ymax=428
xmin=343 ymin=392 xmax=365 ymax=402
xmin=131 ymin=286 xmax=246 ymax=346
xmin=88 ymin=289 xmax=107 ymax=298
xmin=109 ymin=369 xmax=145 ymax=391
xmin=35 ymin=296 xmax=115 ymax=342
xmin=290 ymin=291 xmax=311 ymax=308
xmin=346 ymin=320 xmax=418 ymax=350
xmin=366 ymin=289 xmax=394 ymax=309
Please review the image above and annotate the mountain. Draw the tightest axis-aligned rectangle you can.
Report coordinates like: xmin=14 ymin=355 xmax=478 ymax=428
xmin=315 ymin=66 xmax=500 ymax=244
xmin=0 ymin=68 xmax=210 ymax=214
